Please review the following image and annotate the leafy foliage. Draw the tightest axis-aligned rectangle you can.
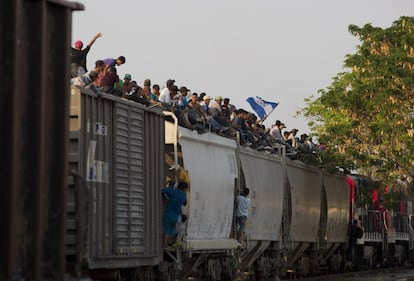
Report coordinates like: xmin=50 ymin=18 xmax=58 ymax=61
xmin=300 ymin=17 xmax=414 ymax=188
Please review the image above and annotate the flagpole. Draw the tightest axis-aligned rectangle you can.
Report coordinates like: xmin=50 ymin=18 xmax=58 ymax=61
xmin=259 ymin=106 xmax=276 ymax=123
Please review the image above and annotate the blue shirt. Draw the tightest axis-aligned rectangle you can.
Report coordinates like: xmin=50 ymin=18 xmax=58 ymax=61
xmin=162 ymin=188 xmax=187 ymax=219
xmin=103 ymin=58 xmax=116 ymax=68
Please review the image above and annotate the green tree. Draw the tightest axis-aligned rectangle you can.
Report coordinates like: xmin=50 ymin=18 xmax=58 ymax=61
xmin=301 ymin=17 xmax=414 ymax=189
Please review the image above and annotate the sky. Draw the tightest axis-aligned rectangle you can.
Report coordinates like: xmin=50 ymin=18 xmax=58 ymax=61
xmin=71 ymin=0 xmax=414 ymax=134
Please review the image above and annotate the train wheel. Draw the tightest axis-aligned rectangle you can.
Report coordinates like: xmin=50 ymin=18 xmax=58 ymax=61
xmin=158 ymin=262 xmax=176 ymax=281
xmin=221 ymin=256 xmax=236 ymax=280
xmin=205 ymin=258 xmax=222 ymax=280
xmin=126 ymin=267 xmax=156 ymax=281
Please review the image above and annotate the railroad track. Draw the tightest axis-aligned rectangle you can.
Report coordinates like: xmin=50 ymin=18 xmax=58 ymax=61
xmin=288 ymin=267 xmax=414 ymax=281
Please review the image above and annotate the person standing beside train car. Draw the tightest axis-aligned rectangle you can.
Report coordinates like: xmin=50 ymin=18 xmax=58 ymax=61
xmin=162 ymin=182 xmax=188 ymax=246
xmin=236 ymin=187 xmax=251 ymax=243
xmin=347 ymin=219 xmax=364 ymax=264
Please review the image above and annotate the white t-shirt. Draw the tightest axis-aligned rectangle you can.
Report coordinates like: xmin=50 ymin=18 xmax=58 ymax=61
xmin=159 ymin=87 xmax=171 ymax=104
xmin=209 ymin=101 xmax=222 ymax=116
xmin=270 ymin=126 xmax=283 ymax=142
xmin=236 ymin=195 xmax=251 ymax=217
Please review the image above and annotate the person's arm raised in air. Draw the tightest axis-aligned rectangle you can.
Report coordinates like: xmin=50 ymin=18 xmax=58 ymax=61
xmin=87 ymin=32 xmax=102 ymax=47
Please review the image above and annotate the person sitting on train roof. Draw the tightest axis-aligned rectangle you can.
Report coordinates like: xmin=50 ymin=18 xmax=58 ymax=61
xmin=150 ymin=84 xmax=161 ymax=103
xmin=221 ymin=97 xmax=236 ymax=123
xmin=170 ymin=85 xmax=180 ymax=104
xmin=198 ymin=92 xmax=206 ymax=102
xmin=102 ymin=56 xmax=126 ymax=68
xmin=92 ymin=60 xmax=106 ymax=88
xmin=142 ymin=79 xmax=154 ymax=103
xmin=249 ymin=119 xmax=271 ymax=150
xmin=175 ymin=100 xmax=206 ymax=133
xmin=186 ymin=93 xmax=207 ymax=127
xmin=283 ymin=131 xmax=291 ymax=146
xmin=98 ymin=66 xmax=123 ymax=97
xmin=143 ymin=80 xmax=162 ymax=107
xmin=159 ymin=79 xmax=175 ymax=106
xmin=70 ymin=32 xmax=102 ymax=77
xmin=298 ymin=133 xmax=314 ymax=154
xmin=187 ymin=93 xmax=204 ymax=116
xmin=202 ymin=96 xmax=229 ymax=133
xmin=287 ymin=128 xmax=299 ymax=149
xmin=269 ymin=120 xmax=285 ymax=145
xmin=209 ymin=96 xmax=229 ymax=128
xmin=209 ymin=96 xmax=223 ymax=116
xmin=199 ymin=95 xmax=211 ymax=112
xmin=121 ymin=73 xmax=138 ymax=97
xmin=124 ymin=81 xmax=151 ymax=106
xmin=162 ymin=181 xmax=188 ymax=247
xmin=71 ymin=70 xmax=99 ymax=93
xmin=174 ymin=86 xmax=190 ymax=108
xmin=231 ymin=109 xmax=255 ymax=145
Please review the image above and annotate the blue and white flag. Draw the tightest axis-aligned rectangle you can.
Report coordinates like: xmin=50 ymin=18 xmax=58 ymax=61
xmin=246 ymin=96 xmax=279 ymax=120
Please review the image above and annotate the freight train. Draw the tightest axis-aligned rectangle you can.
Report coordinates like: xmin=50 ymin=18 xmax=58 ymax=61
xmin=66 ymin=87 xmax=414 ymax=281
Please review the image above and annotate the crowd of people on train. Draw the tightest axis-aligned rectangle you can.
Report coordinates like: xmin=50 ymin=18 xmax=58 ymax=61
xmin=70 ymin=33 xmax=324 ymax=247
xmin=70 ymin=33 xmax=325 ymax=161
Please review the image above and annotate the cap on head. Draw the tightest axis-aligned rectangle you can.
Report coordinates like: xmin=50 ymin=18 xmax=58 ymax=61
xmin=74 ymin=40 xmax=83 ymax=49
xmin=172 ymin=85 xmax=179 ymax=92
xmin=215 ymin=96 xmax=223 ymax=101
xmin=180 ymin=86 xmax=189 ymax=92
xmin=144 ymin=79 xmax=151 ymax=86
xmin=166 ymin=79 xmax=175 ymax=86
xmin=124 ymin=74 xmax=132 ymax=80
xmin=203 ymin=95 xmax=211 ymax=101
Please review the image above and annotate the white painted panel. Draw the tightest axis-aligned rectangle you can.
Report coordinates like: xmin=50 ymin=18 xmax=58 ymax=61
xmin=286 ymin=162 xmax=321 ymax=242
xmin=324 ymin=173 xmax=349 ymax=243
xmin=164 ymin=120 xmax=176 ymax=144
xmin=179 ymin=128 xmax=238 ymax=240
xmin=240 ymin=149 xmax=284 ymax=241
xmin=185 ymin=239 xmax=239 ymax=250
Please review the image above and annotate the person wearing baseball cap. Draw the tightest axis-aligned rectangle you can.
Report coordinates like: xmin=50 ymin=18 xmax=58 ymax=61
xmin=70 ymin=32 xmax=102 ymax=77
xmin=159 ymin=79 xmax=176 ymax=105
xmin=124 ymin=74 xmax=132 ymax=81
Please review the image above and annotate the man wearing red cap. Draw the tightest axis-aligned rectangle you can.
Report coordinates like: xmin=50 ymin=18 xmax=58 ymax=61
xmin=70 ymin=32 xmax=102 ymax=77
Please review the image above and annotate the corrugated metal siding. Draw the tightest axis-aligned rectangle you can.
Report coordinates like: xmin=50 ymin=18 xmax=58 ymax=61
xmin=114 ymin=104 xmax=145 ymax=254
xmin=0 ymin=1 xmax=83 ymax=280
xmin=81 ymin=89 xmax=114 ymax=260
xmin=69 ymin=88 xmax=164 ymax=269
xmin=286 ymin=161 xmax=322 ymax=243
xmin=143 ymin=109 xmax=165 ymax=256
xmin=323 ymin=173 xmax=349 ymax=243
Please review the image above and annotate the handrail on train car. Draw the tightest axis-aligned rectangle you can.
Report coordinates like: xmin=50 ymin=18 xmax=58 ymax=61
xmin=234 ymin=131 xmax=242 ymax=195
xmin=163 ymin=111 xmax=179 ymax=184
xmin=409 ymin=215 xmax=414 ymax=250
